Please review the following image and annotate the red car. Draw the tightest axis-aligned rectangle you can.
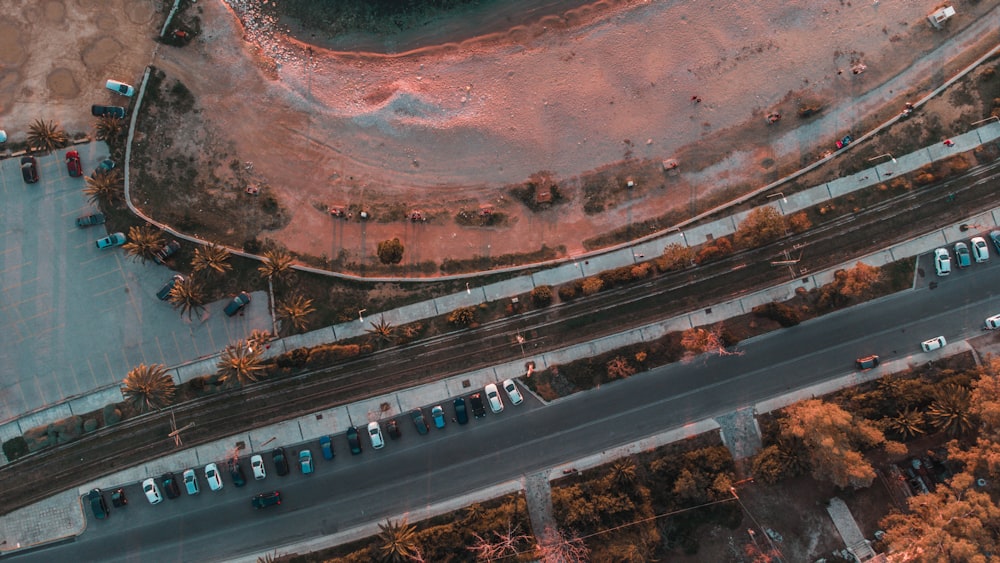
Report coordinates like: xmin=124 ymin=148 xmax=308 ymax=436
xmin=66 ymin=150 xmax=83 ymax=177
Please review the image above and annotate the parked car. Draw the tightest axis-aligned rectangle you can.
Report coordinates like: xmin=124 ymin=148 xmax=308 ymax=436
xmin=431 ymin=405 xmax=446 ymax=429
xmin=153 ymin=240 xmax=181 ymax=264
xmin=991 ymin=231 xmax=1000 ymax=254
xmin=106 ymin=79 xmax=135 ymax=97
xmin=88 ymin=489 xmax=109 ymax=520
xmin=972 ymin=237 xmax=990 ymax=263
xmin=469 ymin=393 xmax=486 ymax=419
xmin=229 ymin=459 xmax=247 ymax=487
xmin=111 ymin=488 xmax=128 ymax=507
xmin=156 ymin=274 xmax=184 ymax=301
xmin=91 ymin=105 xmax=126 ymax=118
xmin=502 ymin=379 xmax=524 ymax=406
xmin=855 ymin=355 xmax=880 ymax=370
xmin=954 ymin=242 xmax=971 ymax=268
xmin=987 ymin=314 xmax=1000 ymax=330
xmin=96 ymin=232 xmax=126 ymax=249
xmin=272 ymin=447 xmax=290 ymax=476
xmin=387 ymin=419 xmax=401 ymax=439
xmin=94 ymin=158 xmax=115 ymax=176
xmin=75 ymin=212 xmax=106 ymax=228
xmin=224 ymin=291 xmax=251 ymax=316
xmin=251 ymin=454 xmax=267 ymax=480
xmin=921 ymin=336 xmax=947 ymax=352
xmin=0 ymin=130 xmax=6 ymax=143
xmin=933 ymin=248 xmax=951 ymax=277
xmin=65 ymin=150 xmax=83 ymax=177
xmin=454 ymin=397 xmax=469 ymax=425
xmin=251 ymin=491 xmax=282 ymax=509
xmin=205 ymin=463 xmax=223 ymax=491
xmin=410 ymin=409 xmax=429 ymax=435
xmin=183 ymin=469 xmax=200 ymax=495
xmin=346 ymin=426 xmax=363 ymax=455
xmin=142 ymin=478 xmax=163 ymax=505
xmin=20 ymin=156 xmax=38 ymax=183
xmin=485 ymin=383 xmax=504 ymax=414
xmin=299 ymin=450 xmax=314 ymax=475
xmin=319 ymin=435 xmax=334 ymax=460
xmin=161 ymin=472 xmax=181 ymax=499
xmin=368 ymin=421 xmax=385 ymax=449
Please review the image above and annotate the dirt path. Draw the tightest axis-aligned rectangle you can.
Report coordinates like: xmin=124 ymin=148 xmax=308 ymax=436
xmin=523 ymin=471 xmax=560 ymax=547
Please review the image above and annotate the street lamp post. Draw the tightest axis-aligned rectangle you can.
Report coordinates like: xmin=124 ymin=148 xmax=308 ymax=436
xmin=358 ymin=309 xmax=366 ymax=323
xmin=766 ymin=192 xmax=787 ymax=203
xmin=868 ymin=153 xmax=896 ymax=164
xmin=466 ymin=282 xmax=471 ymax=295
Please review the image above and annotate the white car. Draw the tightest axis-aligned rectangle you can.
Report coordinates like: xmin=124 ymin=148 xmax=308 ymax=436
xmin=933 ymin=248 xmax=951 ymax=277
xmin=921 ymin=336 xmax=947 ymax=352
xmin=971 ymin=237 xmax=990 ymax=263
xmin=986 ymin=314 xmax=1000 ymax=329
xmin=368 ymin=421 xmax=385 ymax=449
xmin=205 ymin=463 xmax=224 ymax=491
xmin=485 ymin=383 xmax=504 ymax=413
xmin=182 ymin=469 xmax=200 ymax=495
xmin=105 ymin=79 xmax=135 ymax=97
xmin=502 ymin=379 xmax=524 ymax=406
xmin=142 ymin=478 xmax=163 ymax=505
xmin=251 ymin=454 xmax=266 ymax=480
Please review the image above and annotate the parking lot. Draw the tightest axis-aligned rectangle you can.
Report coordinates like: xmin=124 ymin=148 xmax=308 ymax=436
xmin=0 ymin=143 xmax=270 ymax=424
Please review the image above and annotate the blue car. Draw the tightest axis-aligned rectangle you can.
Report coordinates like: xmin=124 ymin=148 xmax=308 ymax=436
xmin=319 ymin=435 xmax=334 ymax=460
xmin=299 ymin=450 xmax=314 ymax=475
xmin=453 ymin=397 xmax=468 ymax=425
xmin=431 ymin=405 xmax=446 ymax=429
xmin=224 ymin=291 xmax=251 ymax=316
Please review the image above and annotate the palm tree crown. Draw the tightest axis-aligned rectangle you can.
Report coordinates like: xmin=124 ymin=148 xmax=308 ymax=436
xmin=122 ymin=364 xmax=176 ymax=413
xmin=27 ymin=118 xmax=69 ymax=152
xmin=277 ymin=294 xmax=315 ymax=334
xmin=122 ymin=224 xmax=165 ymax=264
xmin=191 ymin=243 xmax=232 ymax=277
xmin=258 ymin=248 xmax=294 ymax=282
xmin=83 ymin=170 xmax=124 ymax=206
xmin=217 ymin=340 xmax=266 ymax=386
xmin=168 ymin=276 xmax=206 ymax=319
xmin=95 ymin=115 xmax=125 ymax=141
xmin=376 ymin=518 xmax=422 ymax=563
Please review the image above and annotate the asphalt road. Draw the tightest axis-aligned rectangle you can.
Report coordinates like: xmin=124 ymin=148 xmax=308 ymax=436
xmin=15 ymin=250 xmax=1000 ymax=562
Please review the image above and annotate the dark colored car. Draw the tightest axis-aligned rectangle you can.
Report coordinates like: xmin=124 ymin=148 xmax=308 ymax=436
xmin=469 ymin=393 xmax=486 ymax=419
xmin=224 ymin=291 xmax=252 ymax=316
xmin=66 ymin=150 xmax=83 ymax=177
xmin=161 ymin=472 xmax=181 ymax=499
xmin=111 ymin=488 xmax=128 ymax=507
xmin=20 ymin=156 xmax=38 ymax=183
xmin=856 ymin=355 xmax=880 ymax=370
xmin=346 ymin=426 xmax=362 ymax=455
xmin=75 ymin=213 xmax=106 ymax=228
xmin=153 ymin=240 xmax=181 ymax=264
xmin=386 ymin=419 xmax=401 ymax=439
xmin=272 ymin=447 xmax=290 ymax=476
xmin=251 ymin=491 xmax=282 ymax=509
xmin=88 ymin=489 xmax=109 ymax=520
xmin=93 ymin=158 xmax=115 ymax=177
xmin=91 ymin=105 xmax=126 ymax=118
xmin=156 ymin=274 xmax=184 ymax=301
xmin=319 ymin=435 xmax=334 ymax=460
xmin=990 ymin=231 xmax=1000 ymax=254
xmin=454 ymin=397 xmax=468 ymax=425
xmin=411 ymin=408 xmax=429 ymax=435
xmin=229 ymin=459 xmax=247 ymax=487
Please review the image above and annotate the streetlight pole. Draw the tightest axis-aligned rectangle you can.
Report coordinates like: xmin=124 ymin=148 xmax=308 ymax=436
xmin=867 ymin=153 xmax=896 ymax=164
xmin=766 ymin=192 xmax=787 ymax=203
xmin=358 ymin=309 xmax=366 ymax=323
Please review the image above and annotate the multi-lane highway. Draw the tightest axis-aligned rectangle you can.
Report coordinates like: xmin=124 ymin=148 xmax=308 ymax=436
xmin=15 ymin=250 xmax=999 ymax=562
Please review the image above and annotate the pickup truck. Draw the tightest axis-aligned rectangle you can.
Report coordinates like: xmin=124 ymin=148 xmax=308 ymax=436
xmin=76 ymin=213 xmax=106 ymax=228
xmin=153 ymin=240 xmax=181 ymax=264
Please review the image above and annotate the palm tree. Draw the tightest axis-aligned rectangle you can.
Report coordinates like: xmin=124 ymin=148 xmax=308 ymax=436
xmin=884 ymin=408 xmax=926 ymax=440
xmin=366 ymin=317 xmax=396 ymax=348
xmin=122 ymin=224 xmax=165 ymax=264
xmin=258 ymin=248 xmax=294 ymax=282
xmin=95 ymin=115 xmax=125 ymax=141
xmin=168 ymin=276 xmax=206 ymax=319
xmin=122 ymin=364 xmax=176 ymax=413
xmin=191 ymin=243 xmax=232 ymax=277
xmin=27 ymin=118 xmax=68 ymax=152
xmin=376 ymin=518 xmax=421 ymax=563
xmin=83 ymin=170 xmax=124 ymax=206
xmin=927 ymin=385 xmax=973 ymax=437
xmin=609 ymin=459 xmax=637 ymax=488
xmin=216 ymin=340 xmax=266 ymax=386
xmin=277 ymin=294 xmax=315 ymax=334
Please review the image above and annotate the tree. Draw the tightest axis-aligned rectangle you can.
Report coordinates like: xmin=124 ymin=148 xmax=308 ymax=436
xmin=377 ymin=238 xmax=405 ymax=265
xmin=681 ymin=325 xmax=741 ymax=357
xmin=122 ymin=364 xmax=176 ymax=413
xmin=779 ymin=399 xmax=887 ymax=489
xmin=83 ymin=169 xmax=123 ymax=206
xmin=467 ymin=521 xmax=533 ymax=561
xmin=695 ymin=237 xmax=733 ymax=265
xmin=970 ymin=359 xmax=1000 ymax=438
xmin=122 ymin=224 xmax=165 ymax=264
xmin=786 ymin=211 xmax=812 ymax=233
xmin=531 ymin=285 xmax=553 ymax=307
xmin=751 ymin=443 xmax=805 ymax=484
xmin=448 ymin=306 xmax=476 ymax=327
xmin=216 ymin=340 xmax=266 ymax=386
xmin=95 ymin=115 xmax=125 ymax=142
xmin=277 ymin=294 xmax=315 ymax=334
xmin=734 ymin=206 xmax=785 ymax=248
xmin=609 ymin=459 xmax=637 ymax=488
xmin=535 ymin=526 xmax=590 ymax=563
xmin=168 ymin=276 xmax=206 ymax=319
xmin=835 ymin=262 xmax=882 ymax=298
xmin=927 ymin=384 xmax=973 ymax=437
xmin=258 ymin=248 xmax=294 ymax=282
xmin=880 ymin=472 xmax=1000 ymax=561
xmin=606 ymin=356 xmax=636 ymax=380
xmin=191 ymin=243 xmax=232 ymax=277
xmin=366 ymin=317 xmax=396 ymax=348
xmin=27 ymin=118 xmax=68 ymax=152
xmin=580 ymin=277 xmax=603 ymax=296
xmin=376 ymin=518 xmax=422 ymax=563
xmin=657 ymin=242 xmax=694 ymax=273
xmin=883 ymin=407 xmax=926 ymax=440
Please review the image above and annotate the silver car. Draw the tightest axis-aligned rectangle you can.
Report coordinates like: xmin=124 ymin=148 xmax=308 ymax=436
xmin=485 ymin=383 xmax=504 ymax=413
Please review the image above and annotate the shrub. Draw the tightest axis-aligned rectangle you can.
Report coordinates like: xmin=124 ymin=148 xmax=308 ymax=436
xmin=103 ymin=404 xmax=122 ymax=425
xmin=448 ymin=306 xmax=477 ymax=327
xmin=752 ymin=302 xmax=801 ymax=327
xmin=630 ymin=263 xmax=652 ymax=279
xmin=558 ymin=282 xmax=579 ymax=301
xmin=656 ymin=243 xmax=694 ymax=272
xmin=581 ymin=277 xmax=604 ymax=296
xmin=276 ymin=347 xmax=310 ymax=368
xmin=2 ymin=436 xmax=29 ymax=462
xmin=531 ymin=285 xmax=553 ymax=307
xmin=695 ymin=238 xmax=734 ymax=265
xmin=306 ymin=344 xmax=361 ymax=366
xmin=376 ymin=238 xmax=405 ymax=264
xmin=83 ymin=418 xmax=99 ymax=432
